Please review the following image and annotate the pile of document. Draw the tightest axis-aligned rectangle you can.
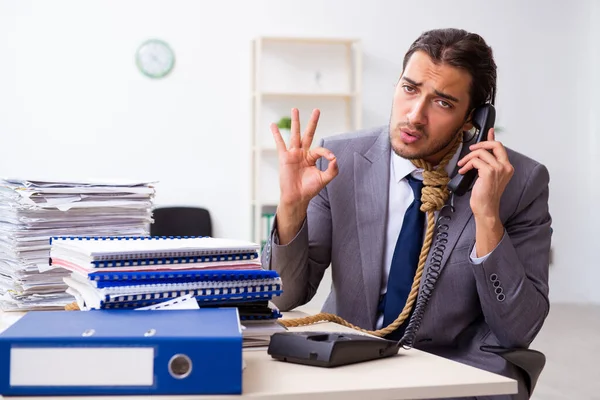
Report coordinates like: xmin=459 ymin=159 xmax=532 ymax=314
xmin=0 ymin=178 xmax=155 ymax=311
xmin=52 ymin=235 xmax=283 ymax=318
xmin=241 ymin=317 xmax=287 ymax=348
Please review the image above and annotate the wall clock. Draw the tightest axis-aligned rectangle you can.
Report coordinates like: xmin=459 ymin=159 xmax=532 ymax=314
xmin=135 ymin=39 xmax=175 ymax=79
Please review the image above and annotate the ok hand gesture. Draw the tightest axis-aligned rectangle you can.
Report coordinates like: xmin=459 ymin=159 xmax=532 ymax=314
xmin=271 ymin=108 xmax=338 ymax=210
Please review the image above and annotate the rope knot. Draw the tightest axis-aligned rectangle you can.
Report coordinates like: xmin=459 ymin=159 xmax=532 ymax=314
xmin=420 ymin=169 xmax=451 ymax=213
xmin=411 ymin=135 xmax=462 ymax=214
xmin=420 ymin=185 xmax=449 ymax=213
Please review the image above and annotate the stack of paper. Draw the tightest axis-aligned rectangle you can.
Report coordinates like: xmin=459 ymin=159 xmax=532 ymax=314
xmin=52 ymin=236 xmax=283 ymax=318
xmin=0 ymin=178 xmax=155 ymax=311
xmin=241 ymin=316 xmax=288 ymax=348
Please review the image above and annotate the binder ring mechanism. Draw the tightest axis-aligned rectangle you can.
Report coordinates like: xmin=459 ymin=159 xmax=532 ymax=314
xmin=169 ymin=354 xmax=193 ymax=379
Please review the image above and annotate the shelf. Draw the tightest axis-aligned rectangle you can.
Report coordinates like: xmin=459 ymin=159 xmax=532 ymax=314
xmin=258 ymin=37 xmax=360 ymax=46
xmin=251 ymin=35 xmax=361 ymax=243
xmin=255 ymin=92 xmax=358 ymax=99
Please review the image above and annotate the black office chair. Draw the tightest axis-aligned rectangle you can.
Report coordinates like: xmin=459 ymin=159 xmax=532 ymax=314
xmin=481 ymin=346 xmax=546 ymax=398
xmin=150 ymin=207 xmax=212 ymax=237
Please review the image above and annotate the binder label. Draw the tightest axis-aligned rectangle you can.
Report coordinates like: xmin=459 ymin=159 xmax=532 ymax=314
xmin=10 ymin=348 xmax=154 ymax=386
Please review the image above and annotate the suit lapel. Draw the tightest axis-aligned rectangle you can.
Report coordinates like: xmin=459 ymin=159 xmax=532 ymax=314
xmin=354 ymin=129 xmax=390 ymax=328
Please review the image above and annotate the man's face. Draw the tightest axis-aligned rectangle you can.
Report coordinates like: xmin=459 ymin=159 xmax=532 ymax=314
xmin=389 ymin=50 xmax=474 ymax=164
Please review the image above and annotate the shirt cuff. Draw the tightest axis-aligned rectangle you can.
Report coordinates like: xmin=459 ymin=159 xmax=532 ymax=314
xmin=470 ymin=230 xmax=507 ymax=264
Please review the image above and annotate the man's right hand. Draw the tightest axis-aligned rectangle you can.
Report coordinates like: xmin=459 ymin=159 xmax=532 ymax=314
xmin=271 ymin=108 xmax=338 ymax=245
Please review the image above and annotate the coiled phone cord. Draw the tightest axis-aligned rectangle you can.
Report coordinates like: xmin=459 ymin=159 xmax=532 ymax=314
xmin=279 ymin=136 xmax=462 ymax=344
xmin=399 ymin=201 xmax=454 ymax=349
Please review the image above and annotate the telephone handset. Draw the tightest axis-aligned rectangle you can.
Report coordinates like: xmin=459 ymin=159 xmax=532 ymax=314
xmin=447 ymin=103 xmax=496 ymax=196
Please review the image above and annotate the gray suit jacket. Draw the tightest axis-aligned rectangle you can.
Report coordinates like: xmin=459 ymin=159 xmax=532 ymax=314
xmin=262 ymin=126 xmax=552 ymax=400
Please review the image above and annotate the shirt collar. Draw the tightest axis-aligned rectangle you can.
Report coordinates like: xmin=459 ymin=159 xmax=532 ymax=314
xmin=392 ymin=141 xmax=463 ymax=182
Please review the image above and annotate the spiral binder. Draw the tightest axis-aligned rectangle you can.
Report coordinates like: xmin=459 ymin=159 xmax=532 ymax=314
xmin=51 ymin=253 xmax=259 ymax=269
xmin=87 ymin=253 xmax=259 ymax=268
xmin=87 ymin=269 xmax=280 ymax=287
xmin=98 ymin=278 xmax=282 ymax=297
xmin=50 ymin=236 xmax=260 ymax=261
xmin=106 ymin=285 xmax=282 ymax=304
xmin=65 ymin=274 xmax=282 ymax=310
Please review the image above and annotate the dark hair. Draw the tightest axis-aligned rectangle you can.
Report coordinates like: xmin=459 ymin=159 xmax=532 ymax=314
xmin=402 ymin=28 xmax=497 ymax=113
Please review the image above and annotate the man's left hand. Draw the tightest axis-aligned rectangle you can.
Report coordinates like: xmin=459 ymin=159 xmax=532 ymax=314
xmin=456 ymin=128 xmax=514 ymax=219
xmin=456 ymin=128 xmax=514 ymax=257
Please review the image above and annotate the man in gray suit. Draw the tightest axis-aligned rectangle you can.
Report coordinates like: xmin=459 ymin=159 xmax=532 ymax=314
xmin=262 ymin=28 xmax=551 ymax=400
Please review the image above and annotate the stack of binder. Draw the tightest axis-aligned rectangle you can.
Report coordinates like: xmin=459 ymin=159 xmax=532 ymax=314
xmin=51 ymin=236 xmax=283 ymax=321
xmin=0 ymin=178 xmax=155 ymax=311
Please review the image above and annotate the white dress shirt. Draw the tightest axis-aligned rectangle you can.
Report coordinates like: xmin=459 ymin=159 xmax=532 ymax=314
xmin=376 ymin=143 xmax=491 ymax=329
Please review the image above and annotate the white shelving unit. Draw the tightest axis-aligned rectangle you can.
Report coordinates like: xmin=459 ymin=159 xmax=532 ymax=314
xmin=250 ymin=36 xmax=362 ymax=245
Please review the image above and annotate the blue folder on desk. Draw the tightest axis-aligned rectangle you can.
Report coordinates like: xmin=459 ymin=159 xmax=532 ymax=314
xmin=0 ymin=308 xmax=243 ymax=396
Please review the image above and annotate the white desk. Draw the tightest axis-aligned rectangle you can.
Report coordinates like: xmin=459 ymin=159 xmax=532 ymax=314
xmin=0 ymin=310 xmax=517 ymax=399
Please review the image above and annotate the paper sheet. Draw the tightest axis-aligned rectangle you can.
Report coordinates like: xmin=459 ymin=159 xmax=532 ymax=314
xmin=134 ymin=294 xmax=200 ymax=311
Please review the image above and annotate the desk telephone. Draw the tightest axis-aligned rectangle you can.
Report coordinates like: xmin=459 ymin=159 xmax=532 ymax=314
xmin=268 ymin=104 xmax=496 ymax=368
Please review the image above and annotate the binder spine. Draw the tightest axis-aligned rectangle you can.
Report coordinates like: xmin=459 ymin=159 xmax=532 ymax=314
xmin=90 ymin=252 xmax=258 ymax=268
xmin=101 ymin=278 xmax=282 ymax=296
xmin=104 ymin=284 xmax=283 ymax=303
xmin=50 ymin=236 xmax=259 ymax=261
xmin=90 ymin=269 xmax=279 ymax=284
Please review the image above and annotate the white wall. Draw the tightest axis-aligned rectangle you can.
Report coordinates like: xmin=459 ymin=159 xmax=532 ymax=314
xmin=593 ymin=2 xmax=600 ymax=210
xmin=0 ymin=0 xmax=596 ymax=303
xmin=540 ymin=0 xmax=597 ymax=304
xmin=592 ymin=2 xmax=600 ymax=188
xmin=583 ymin=0 xmax=600 ymax=302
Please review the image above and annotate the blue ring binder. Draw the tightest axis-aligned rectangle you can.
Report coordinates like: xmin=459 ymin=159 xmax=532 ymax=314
xmin=0 ymin=309 xmax=243 ymax=395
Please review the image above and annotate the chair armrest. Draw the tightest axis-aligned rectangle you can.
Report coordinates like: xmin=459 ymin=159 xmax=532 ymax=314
xmin=480 ymin=345 xmax=546 ymax=397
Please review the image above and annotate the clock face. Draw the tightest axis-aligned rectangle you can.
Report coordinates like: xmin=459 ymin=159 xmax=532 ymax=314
xmin=136 ymin=39 xmax=175 ymax=79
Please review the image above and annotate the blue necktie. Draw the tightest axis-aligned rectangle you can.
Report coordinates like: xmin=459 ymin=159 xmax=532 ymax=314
xmin=381 ymin=174 xmax=425 ymax=340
